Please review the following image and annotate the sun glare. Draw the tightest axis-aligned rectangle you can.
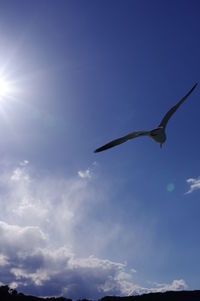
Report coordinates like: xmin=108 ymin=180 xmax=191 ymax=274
xmin=0 ymin=77 xmax=14 ymax=98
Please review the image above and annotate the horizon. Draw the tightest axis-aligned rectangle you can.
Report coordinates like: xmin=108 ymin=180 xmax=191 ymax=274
xmin=1 ymin=284 xmax=200 ymax=301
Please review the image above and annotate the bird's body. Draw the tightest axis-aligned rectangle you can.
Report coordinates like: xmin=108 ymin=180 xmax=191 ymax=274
xmin=94 ymin=83 xmax=198 ymax=153
xmin=150 ymin=127 xmax=166 ymax=144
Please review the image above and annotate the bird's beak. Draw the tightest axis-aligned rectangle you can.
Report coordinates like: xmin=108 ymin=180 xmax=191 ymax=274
xmin=160 ymin=143 xmax=162 ymax=149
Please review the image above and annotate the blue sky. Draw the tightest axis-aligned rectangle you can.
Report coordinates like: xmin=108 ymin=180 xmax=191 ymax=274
xmin=0 ymin=0 xmax=199 ymax=299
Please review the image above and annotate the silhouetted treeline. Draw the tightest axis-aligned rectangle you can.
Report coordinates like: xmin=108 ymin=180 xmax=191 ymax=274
xmin=1 ymin=285 xmax=200 ymax=301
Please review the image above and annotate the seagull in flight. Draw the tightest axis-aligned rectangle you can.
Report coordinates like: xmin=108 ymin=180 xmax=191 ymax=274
xmin=94 ymin=83 xmax=198 ymax=153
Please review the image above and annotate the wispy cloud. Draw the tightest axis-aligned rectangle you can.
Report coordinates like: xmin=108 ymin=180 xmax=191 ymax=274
xmin=78 ymin=168 xmax=91 ymax=179
xmin=78 ymin=162 xmax=97 ymax=179
xmin=19 ymin=160 xmax=29 ymax=167
xmin=186 ymin=177 xmax=200 ymax=194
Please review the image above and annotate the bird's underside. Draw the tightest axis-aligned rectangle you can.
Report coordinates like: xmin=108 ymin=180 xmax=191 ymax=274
xmin=94 ymin=83 xmax=198 ymax=153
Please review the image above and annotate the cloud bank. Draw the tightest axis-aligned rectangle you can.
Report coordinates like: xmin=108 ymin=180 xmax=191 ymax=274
xmin=0 ymin=162 xmax=187 ymax=299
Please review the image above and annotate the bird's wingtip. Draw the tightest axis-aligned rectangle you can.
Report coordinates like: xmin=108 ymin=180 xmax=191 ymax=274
xmin=190 ymin=82 xmax=198 ymax=91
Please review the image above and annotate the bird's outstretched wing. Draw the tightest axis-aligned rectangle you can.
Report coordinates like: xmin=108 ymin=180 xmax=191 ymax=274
xmin=158 ymin=83 xmax=198 ymax=129
xmin=94 ymin=131 xmax=149 ymax=153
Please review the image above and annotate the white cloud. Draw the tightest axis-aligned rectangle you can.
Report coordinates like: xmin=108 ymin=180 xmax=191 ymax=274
xmin=0 ymin=235 xmax=188 ymax=299
xmin=0 ymin=254 xmax=9 ymax=266
xmin=9 ymin=282 xmax=18 ymax=289
xmin=20 ymin=160 xmax=29 ymax=166
xmin=78 ymin=162 xmax=97 ymax=179
xmin=78 ymin=168 xmax=91 ymax=179
xmin=10 ymin=267 xmax=50 ymax=286
xmin=186 ymin=177 xmax=200 ymax=194
xmin=0 ymin=232 xmax=134 ymax=299
xmin=10 ymin=167 xmax=30 ymax=182
xmin=0 ymin=221 xmax=46 ymax=254
xmin=128 ymin=279 xmax=187 ymax=296
xmin=0 ymin=161 xmax=188 ymax=299
xmin=166 ymin=279 xmax=188 ymax=291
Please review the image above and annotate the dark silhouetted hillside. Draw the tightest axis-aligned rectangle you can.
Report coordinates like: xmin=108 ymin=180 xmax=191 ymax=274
xmin=1 ymin=285 xmax=200 ymax=301
xmin=101 ymin=290 xmax=200 ymax=301
xmin=0 ymin=285 xmax=72 ymax=301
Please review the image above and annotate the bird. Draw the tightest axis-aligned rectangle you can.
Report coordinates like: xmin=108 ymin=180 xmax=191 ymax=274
xmin=94 ymin=83 xmax=198 ymax=153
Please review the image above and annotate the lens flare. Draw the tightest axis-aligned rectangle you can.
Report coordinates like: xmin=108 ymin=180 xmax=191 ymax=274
xmin=167 ymin=183 xmax=175 ymax=192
